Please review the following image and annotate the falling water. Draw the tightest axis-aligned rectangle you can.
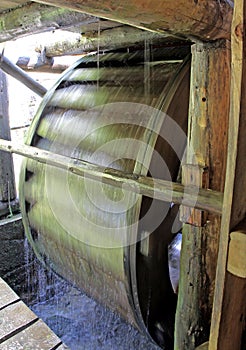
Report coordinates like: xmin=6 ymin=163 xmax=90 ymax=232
xmin=97 ymin=18 xmax=101 ymax=91
xmin=144 ymin=39 xmax=151 ymax=98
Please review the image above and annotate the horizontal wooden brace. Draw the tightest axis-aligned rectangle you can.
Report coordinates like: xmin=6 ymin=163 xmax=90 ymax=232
xmin=0 ymin=138 xmax=223 ymax=214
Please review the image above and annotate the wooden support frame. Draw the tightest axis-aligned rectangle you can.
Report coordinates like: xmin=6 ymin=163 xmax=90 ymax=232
xmin=0 ymin=70 xmax=16 ymax=215
xmin=175 ymin=39 xmax=231 ymax=349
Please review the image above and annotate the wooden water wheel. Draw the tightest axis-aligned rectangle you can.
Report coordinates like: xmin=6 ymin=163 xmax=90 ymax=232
xmin=19 ymin=46 xmax=191 ymax=348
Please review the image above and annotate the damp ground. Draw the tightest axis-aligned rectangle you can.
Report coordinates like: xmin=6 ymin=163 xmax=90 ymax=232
xmin=30 ymin=277 xmax=160 ymax=350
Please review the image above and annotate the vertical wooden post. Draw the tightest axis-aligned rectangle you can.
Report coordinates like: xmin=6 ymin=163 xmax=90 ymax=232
xmin=209 ymin=0 xmax=246 ymax=349
xmin=175 ymin=40 xmax=231 ymax=349
xmin=0 ymin=70 xmax=16 ymax=211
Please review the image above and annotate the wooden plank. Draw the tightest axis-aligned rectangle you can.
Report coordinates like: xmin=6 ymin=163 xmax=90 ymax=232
xmin=0 ymin=301 xmax=38 ymax=343
xmin=31 ymin=0 xmax=233 ymax=41
xmin=0 ymin=319 xmax=63 ymax=350
xmin=0 ymin=278 xmax=20 ymax=309
xmin=0 ymin=70 xmax=16 ymax=204
xmin=175 ymin=39 xmax=230 ymax=349
xmin=0 ymin=138 xmax=224 ymax=214
xmin=209 ymin=0 xmax=246 ymax=349
xmin=0 ymin=278 xmax=67 ymax=349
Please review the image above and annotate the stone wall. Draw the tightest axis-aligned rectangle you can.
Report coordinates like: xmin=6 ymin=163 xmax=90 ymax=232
xmin=0 ymin=214 xmax=67 ymax=305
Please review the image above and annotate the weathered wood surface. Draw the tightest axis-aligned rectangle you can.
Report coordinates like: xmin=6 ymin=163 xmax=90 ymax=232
xmin=0 ymin=70 xmax=16 ymax=205
xmin=0 ymin=277 xmax=67 ymax=349
xmin=0 ymin=320 xmax=63 ymax=349
xmin=0 ymin=138 xmax=224 ymax=215
xmin=0 ymin=54 xmax=47 ymax=97
xmin=175 ymin=40 xmax=231 ymax=349
xmin=0 ymin=278 xmax=20 ymax=309
xmin=209 ymin=0 xmax=246 ymax=349
xmin=33 ymin=0 xmax=233 ymax=41
xmin=0 ymin=301 xmax=38 ymax=342
xmin=0 ymin=2 xmax=96 ymax=42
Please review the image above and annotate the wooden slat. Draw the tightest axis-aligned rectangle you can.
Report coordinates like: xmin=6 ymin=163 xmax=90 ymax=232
xmin=0 ymin=139 xmax=224 ymax=214
xmin=48 ymin=84 xmax=158 ymax=110
xmin=0 ymin=278 xmax=67 ymax=349
xmin=67 ymin=66 xmax=178 ymax=83
xmin=209 ymin=0 xmax=246 ymax=349
xmin=0 ymin=319 xmax=63 ymax=350
xmin=0 ymin=301 xmax=38 ymax=343
xmin=0 ymin=278 xmax=20 ymax=310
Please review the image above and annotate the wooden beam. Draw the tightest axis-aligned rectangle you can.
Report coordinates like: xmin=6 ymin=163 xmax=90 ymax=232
xmin=0 ymin=71 xmax=16 ymax=206
xmin=33 ymin=0 xmax=233 ymax=41
xmin=0 ymin=138 xmax=224 ymax=215
xmin=0 ymin=2 xmax=97 ymax=42
xmin=0 ymin=54 xmax=47 ymax=97
xmin=35 ymin=26 xmax=171 ymax=57
xmin=209 ymin=0 xmax=246 ymax=348
xmin=175 ymin=39 xmax=231 ymax=349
